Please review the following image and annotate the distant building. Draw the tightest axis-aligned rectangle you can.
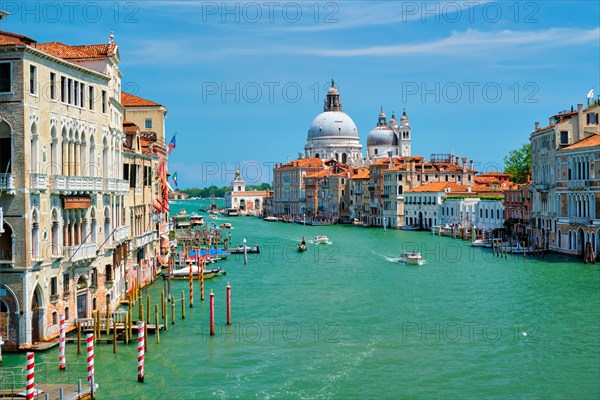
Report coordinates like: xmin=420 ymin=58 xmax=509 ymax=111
xmin=225 ymin=171 xmax=269 ymax=216
xmin=503 ymin=183 xmax=532 ymax=240
xmin=169 ymin=191 xmax=189 ymax=200
xmin=404 ymin=182 xmax=467 ymax=229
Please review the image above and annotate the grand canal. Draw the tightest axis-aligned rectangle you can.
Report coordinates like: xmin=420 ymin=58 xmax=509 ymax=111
xmin=3 ymin=199 xmax=600 ymax=399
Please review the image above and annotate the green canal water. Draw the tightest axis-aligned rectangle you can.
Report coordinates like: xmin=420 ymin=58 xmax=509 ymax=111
xmin=3 ymin=199 xmax=600 ymax=399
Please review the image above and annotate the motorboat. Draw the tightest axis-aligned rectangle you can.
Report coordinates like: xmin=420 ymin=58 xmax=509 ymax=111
xmin=169 ymin=266 xmax=224 ymax=280
xmin=471 ymin=239 xmax=492 ymax=248
xmin=219 ymin=223 xmax=232 ymax=229
xmin=228 ymin=245 xmax=260 ymax=254
xmin=263 ymin=216 xmax=278 ymax=222
xmin=314 ymin=235 xmax=330 ymax=244
xmin=399 ymin=252 xmax=423 ymax=265
xmin=400 ymin=225 xmax=421 ymax=231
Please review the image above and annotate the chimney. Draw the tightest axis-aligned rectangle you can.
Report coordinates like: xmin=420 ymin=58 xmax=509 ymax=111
xmin=455 ymin=156 xmax=460 ymax=165
xmin=462 ymin=157 xmax=467 ymax=172
xmin=387 ymin=150 xmax=393 ymax=168
xmin=467 ymin=186 xmax=472 ymax=193
xmin=469 ymin=159 xmax=473 ymax=170
xmin=535 ymin=122 xmax=540 ymax=131
xmin=577 ymin=103 xmax=583 ymax=111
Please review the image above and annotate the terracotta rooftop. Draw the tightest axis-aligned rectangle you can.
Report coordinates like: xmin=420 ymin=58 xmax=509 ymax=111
xmin=121 ymin=91 xmax=162 ymax=107
xmin=560 ymin=134 xmax=600 ymax=151
xmin=406 ymin=182 xmax=467 ymax=193
xmin=123 ymin=120 xmax=139 ymax=135
xmin=0 ymin=30 xmax=36 ymax=46
xmin=350 ymin=167 xmax=370 ymax=179
xmin=305 ymin=169 xmax=330 ymax=179
xmin=277 ymin=158 xmax=324 ymax=169
xmin=36 ymin=41 xmax=116 ymax=60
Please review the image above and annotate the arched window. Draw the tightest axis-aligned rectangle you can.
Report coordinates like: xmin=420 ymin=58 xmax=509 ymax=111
xmin=0 ymin=120 xmax=12 ymax=173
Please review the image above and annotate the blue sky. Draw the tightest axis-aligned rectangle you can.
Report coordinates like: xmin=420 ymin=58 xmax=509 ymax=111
xmin=2 ymin=1 xmax=599 ymax=187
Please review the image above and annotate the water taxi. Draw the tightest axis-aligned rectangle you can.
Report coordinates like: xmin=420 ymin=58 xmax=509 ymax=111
xmin=263 ymin=216 xmax=278 ymax=222
xmin=399 ymin=252 xmax=423 ymax=265
xmin=228 ymin=245 xmax=260 ymax=254
xmin=219 ymin=223 xmax=232 ymax=229
xmin=169 ymin=266 xmax=224 ymax=280
xmin=314 ymin=235 xmax=330 ymax=244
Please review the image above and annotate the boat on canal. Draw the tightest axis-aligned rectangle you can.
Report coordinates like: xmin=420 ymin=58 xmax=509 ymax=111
xmin=169 ymin=266 xmax=224 ymax=279
xmin=399 ymin=252 xmax=424 ymax=265
xmin=314 ymin=235 xmax=330 ymax=244
xmin=228 ymin=244 xmax=261 ymax=254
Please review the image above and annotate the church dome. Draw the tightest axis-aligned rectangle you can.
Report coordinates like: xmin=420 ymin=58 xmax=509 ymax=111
xmin=367 ymin=107 xmax=395 ymax=146
xmin=308 ymin=111 xmax=359 ymax=139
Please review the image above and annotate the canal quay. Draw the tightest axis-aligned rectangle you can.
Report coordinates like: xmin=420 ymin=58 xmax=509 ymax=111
xmin=2 ymin=199 xmax=598 ymax=399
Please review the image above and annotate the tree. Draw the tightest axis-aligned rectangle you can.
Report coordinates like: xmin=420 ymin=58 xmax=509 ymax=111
xmin=504 ymin=143 xmax=531 ymax=184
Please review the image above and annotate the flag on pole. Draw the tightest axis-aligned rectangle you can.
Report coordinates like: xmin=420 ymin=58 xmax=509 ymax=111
xmin=168 ymin=134 xmax=176 ymax=153
xmin=587 ymin=88 xmax=594 ymax=99
xmin=172 ymin=172 xmax=178 ymax=187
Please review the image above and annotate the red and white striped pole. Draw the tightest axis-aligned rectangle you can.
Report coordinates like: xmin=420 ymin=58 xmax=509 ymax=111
xmin=59 ymin=314 xmax=66 ymax=370
xmin=209 ymin=289 xmax=215 ymax=336
xmin=200 ymin=258 xmax=205 ymax=301
xmin=226 ymin=283 xmax=231 ymax=325
xmin=86 ymin=334 xmax=94 ymax=386
xmin=137 ymin=321 xmax=145 ymax=383
xmin=25 ymin=352 xmax=34 ymax=400
xmin=189 ymin=263 xmax=194 ymax=308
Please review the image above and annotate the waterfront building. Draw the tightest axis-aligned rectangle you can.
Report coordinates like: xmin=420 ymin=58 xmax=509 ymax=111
xmin=316 ymin=167 xmax=350 ymax=222
xmin=503 ymin=183 xmax=532 ymax=240
xmin=225 ymin=170 xmax=269 ymax=216
xmin=122 ymin=119 xmax=165 ymax=292
xmin=530 ymin=103 xmax=599 ymax=253
xmin=474 ymin=198 xmax=505 ymax=231
xmin=0 ymin=30 xmax=131 ymax=348
xmin=272 ymin=158 xmax=327 ymax=218
xmin=404 ymin=182 xmax=467 ymax=229
xmin=0 ymin=28 xmax=169 ymax=349
xmin=554 ymin=134 xmax=600 ymax=258
xmin=169 ymin=191 xmax=189 ymax=200
xmin=348 ymin=167 xmax=370 ymax=222
xmin=304 ymin=82 xmax=363 ymax=166
xmin=441 ymin=196 xmax=480 ymax=228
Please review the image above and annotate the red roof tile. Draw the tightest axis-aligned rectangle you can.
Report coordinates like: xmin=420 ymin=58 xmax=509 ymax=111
xmin=560 ymin=134 xmax=600 ymax=150
xmin=121 ymin=92 xmax=162 ymax=107
xmin=0 ymin=30 xmax=36 ymax=46
xmin=407 ymin=182 xmax=467 ymax=193
xmin=36 ymin=41 xmax=112 ymax=60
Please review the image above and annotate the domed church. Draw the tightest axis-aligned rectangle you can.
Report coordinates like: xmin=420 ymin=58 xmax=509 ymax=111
xmin=366 ymin=107 xmax=411 ymax=161
xmin=304 ymin=81 xmax=363 ymax=165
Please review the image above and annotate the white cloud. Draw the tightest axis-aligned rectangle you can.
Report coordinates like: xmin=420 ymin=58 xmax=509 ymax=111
xmin=288 ymin=27 xmax=600 ymax=57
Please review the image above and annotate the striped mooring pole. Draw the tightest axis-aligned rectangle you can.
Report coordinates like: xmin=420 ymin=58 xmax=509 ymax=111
xmin=189 ymin=263 xmax=194 ymax=308
xmin=86 ymin=333 xmax=94 ymax=389
xmin=137 ymin=321 xmax=145 ymax=383
xmin=226 ymin=283 xmax=231 ymax=325
xmin=25 ymin=352 xmax=34 ymax=400
xmin=210 ymin=290 xmax=215 ymax=336
xmin=59 ymin=314 xmax=66 ymax=370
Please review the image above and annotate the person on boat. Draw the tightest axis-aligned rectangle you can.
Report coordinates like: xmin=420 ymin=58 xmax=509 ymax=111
xmin=301 ymin=237 xmax=306 ymax=246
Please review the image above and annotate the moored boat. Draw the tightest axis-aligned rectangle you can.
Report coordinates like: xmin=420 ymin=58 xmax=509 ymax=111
xmin=263 ymin=216 xmax=278 ymax=222
xmin=228 ymin=245 xmax=260 ymax=254
xmin=400 ymin=225 xmax=421 ymax=231
xmin=169 ymin=266 xmax=224 ymax=279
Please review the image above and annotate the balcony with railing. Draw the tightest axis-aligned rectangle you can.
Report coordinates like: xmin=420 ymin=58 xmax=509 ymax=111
xmin=63 ymin=243 xmax=97 ymax=263
xmin=103 ymin=178 xmax=130 ymax=193
xmin=113 ymin=225 xmax=129 ymax=243
xmin=51 ymin=176 xmax=103 ymax=192
xmin=0 ymin=173 xmax=15 ymax=193
xmin=133 ymin=231 xmax=154 ymax=248
xmin=30 ymin=173 xmax=48 ymax=192
xmin=567 ymin=180 xmax=590 ymax=189
xmin=569 ymin=216 xmax=591 ymax=225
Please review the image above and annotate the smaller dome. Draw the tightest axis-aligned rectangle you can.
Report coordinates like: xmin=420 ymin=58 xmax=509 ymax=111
xmin=328 ymin=86 xmax=339 ymax=95
xmin=367 ymin=125 xmax=395 ymax=147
